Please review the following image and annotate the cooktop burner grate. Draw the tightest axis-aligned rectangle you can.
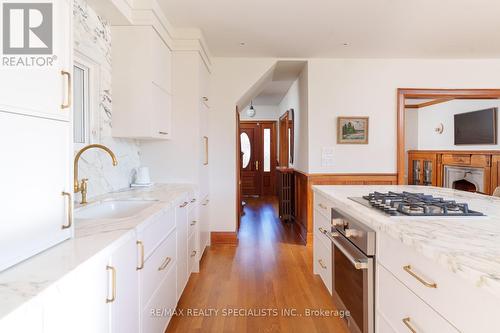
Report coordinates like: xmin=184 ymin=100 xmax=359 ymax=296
xmin=352 ymin=191 xmax=484 ymax=216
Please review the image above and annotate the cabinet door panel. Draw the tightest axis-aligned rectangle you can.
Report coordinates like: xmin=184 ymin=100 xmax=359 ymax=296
xmin=176 ymin=197 xmax=189 ymax=300
xmin=0 ymin=111 xmax=71 ymax=272
xmin=152 ymin=84 xmax=172 ymax=139
xmin=43 ymin=256 xmax=109 ymax=333
xmin=110 ymin=236 xmax=139 ymax=333
xmin=0 ymin=0 xmax=71 ymax=120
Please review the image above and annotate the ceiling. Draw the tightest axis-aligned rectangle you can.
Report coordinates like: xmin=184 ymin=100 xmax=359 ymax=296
xmin=158 ymin=0 xmax=500 ymax=58
xmin=252 ymin=61 xmax=305 ymax=105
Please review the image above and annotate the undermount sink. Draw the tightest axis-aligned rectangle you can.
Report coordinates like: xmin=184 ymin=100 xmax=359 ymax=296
xmin=75 ymin=199 xmax=158 ymax=220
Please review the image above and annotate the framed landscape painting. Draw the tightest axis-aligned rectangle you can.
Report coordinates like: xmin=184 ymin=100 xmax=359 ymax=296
xmin=337 ymin=117 xmax=369 ymax=144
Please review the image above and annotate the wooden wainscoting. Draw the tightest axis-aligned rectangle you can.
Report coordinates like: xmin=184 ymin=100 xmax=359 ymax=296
xmin=294 ymin=171 xmax=398 ymax=244
xmin=210 ymin=232 xmax=239 ymax=245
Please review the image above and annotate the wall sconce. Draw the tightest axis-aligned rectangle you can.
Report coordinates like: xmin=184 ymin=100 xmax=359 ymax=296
xmin=434 ymin=123 xmax=444 ymax=134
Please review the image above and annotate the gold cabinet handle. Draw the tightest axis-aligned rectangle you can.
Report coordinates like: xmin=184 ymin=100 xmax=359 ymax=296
xmin=61 ymin=192 xmax=72 ymax=229
xmin=190 ymin=198 xmax=196 ymax=203
xmin=191 ymin=250 xmax=197 ymax=257
xmin=255 ymin=160 xmax=259 ymax=170
xmin=158 ymin=257 xmax=172 ymax=271
xmin=318 ymin=259 xmax=327 ymax=269
xmin=318 ymin=203 xmax=327 ymax=209
xmin=61 ymin=70 xmax=71 ymax=109
xmin=158 ymin=131 xmax=169 ymax=135
xmin=179 ymin=201 xmax=188 ymax=208
xmin=106 ymin=265 xmax=116 ymax=303
xmin=402 ymin=317 xmax=417 ymax=333
xmin=403 ymin=265 xmax=437 ymax=288
xmin=136 ymin=241 xmax=144 ymax=270
xmin=190 ymin=220 xmax=197 ymax=226
xmin=202 ymin=199 xmax=209 ymax=206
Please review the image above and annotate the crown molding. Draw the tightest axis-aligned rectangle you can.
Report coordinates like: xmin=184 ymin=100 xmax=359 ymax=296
xmin=90 ymin=0 xmax=212 ymax=72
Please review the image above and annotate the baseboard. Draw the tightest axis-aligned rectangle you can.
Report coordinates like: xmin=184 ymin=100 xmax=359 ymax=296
xmin=210 ymin=232 xmax=239 ymax=245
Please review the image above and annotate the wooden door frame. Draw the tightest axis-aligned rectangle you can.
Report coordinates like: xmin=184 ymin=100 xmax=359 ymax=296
xmin=279 ymin=112 xmax=289 ymax=167
xmin=240 ymin=120 xmax=278 ymax=196
xmin=236 ymin=107 xmax=241 ymax=231
xmin=396 ymin=88 xmax=500 ymax=184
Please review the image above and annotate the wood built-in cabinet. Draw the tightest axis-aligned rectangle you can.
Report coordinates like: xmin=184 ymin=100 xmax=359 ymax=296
xmin=408 ymin=150 xmax=500 ymax=195
xmin=0 ymin=0 xmax=73 ymax=272
xmin=111 ymin=26 xmax=173 ymax=140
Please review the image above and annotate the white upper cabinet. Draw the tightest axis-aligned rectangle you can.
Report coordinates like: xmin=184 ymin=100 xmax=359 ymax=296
xmin=0 ymin=112 xmax=72 ymax=272
xmin=111 ymin=26 xmax=173 ymax=140
xmin=0 ymin=0 xmax=72 ymax=121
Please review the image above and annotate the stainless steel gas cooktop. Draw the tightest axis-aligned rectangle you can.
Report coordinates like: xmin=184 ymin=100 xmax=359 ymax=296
xmin=349 ymin=191 xmax=484 ymax=216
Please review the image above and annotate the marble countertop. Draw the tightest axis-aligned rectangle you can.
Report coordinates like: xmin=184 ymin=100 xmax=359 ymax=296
xmin=0 ymin=183 xmax=195 ymax=320
xmin=313 ymin=185 xmax=500 ymax=298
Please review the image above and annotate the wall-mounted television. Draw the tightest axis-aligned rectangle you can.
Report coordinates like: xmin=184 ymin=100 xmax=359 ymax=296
xmin=454 ymin=108 xmax=497 ymax=145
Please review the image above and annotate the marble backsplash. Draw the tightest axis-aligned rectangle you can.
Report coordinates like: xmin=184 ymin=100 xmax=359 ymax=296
xmin=73 ymin=0 xmax=141 ymax=199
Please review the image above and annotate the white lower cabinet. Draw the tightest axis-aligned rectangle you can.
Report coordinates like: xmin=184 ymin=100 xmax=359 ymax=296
xmin=377 ymin=263 xmax=458 ymax=333
xmin=176 ymin=196 xmax=189 ymax=300
xmin=0 ymin=192 xmax=203 ymax=333
xmin=142 ymin=263 xmax=177 ymax=333
xmin=109 ymin=236 xmax=140 ymax=333
xmin=43 ymin=255 xmax=110 ymax=333
xmin=313 ymin=234 xmax=332 ymax=294
xmin=199 ymin=196 xmax=210 ymax=254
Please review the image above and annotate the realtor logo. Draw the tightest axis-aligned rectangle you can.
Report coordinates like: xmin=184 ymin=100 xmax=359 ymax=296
xmin=2 ymin=3 xmax=53 ymax=54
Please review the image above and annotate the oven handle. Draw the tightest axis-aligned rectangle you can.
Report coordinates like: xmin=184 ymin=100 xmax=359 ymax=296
xmin=331 ymin=237 xmax=368 ymax=270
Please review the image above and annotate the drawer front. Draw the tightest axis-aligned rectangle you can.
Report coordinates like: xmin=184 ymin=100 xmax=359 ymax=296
xmin=314 ymin=192 xmax=332 ymax=219
xmin=313 ymin=210 xmax=333 ymax=248
xmin=376 ymin=312 xmax=396 ymax=333
xmin=138 ymin=208 xmax=175 ymax=260
xmin=141 ymin=263 xmax=177 ymax=333
xmin=378 ymin=232 xmax=500 ymax=332
xmin=188 ymin=232 xmax=198 ymax=273
xmin=140 ymin=230 xmax=176 ymax=310
xmin=313 ymin=234 xmax=332 ymax=294
xmin=188 ymin=204 xmax=198 ymax=238
xmin=377 ymin=264 xmax=458 ymax=333
xmin=442 ymin=154 xmax=471 ymax=165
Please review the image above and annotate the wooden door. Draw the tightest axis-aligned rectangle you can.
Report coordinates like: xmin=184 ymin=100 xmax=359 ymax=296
xmin=240 ymin=123 xmax=262 ymax=196
xmin=240 ymin=121 xmax=277 ymax=196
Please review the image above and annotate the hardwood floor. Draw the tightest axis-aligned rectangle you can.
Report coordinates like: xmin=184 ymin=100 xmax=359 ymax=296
xmin=166 ymin=196 xmax=349 ymax=333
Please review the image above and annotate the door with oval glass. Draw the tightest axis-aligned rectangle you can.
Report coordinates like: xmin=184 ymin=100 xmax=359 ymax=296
xmin=240 ymin=121 xmax=277 ymax=197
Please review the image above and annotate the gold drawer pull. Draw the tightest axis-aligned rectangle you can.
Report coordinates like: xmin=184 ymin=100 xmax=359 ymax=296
xmin=318 ymin=259 xmax=327 ymax=269
xmin=202 ymin=199 xmax=209 ymax=206
xmin=106 ymin=266 xmax=116 ymax=303
xmin=158 ymin=257 xmax=172 ymax=271
xmin=318 ymin=203 xmax=327 ymax=209
xmin=179 ymin=201 xmax=188 ymax=208
xmin=136 ymin=240 xmax=144 ymax=270
xmin=158 ymin=131 xmax=169 ymax=135
xmin=403 ymin=265 xmax=437 ymax=288
xmin=190 ymin=198 xmax=196 ymax=203
xmin=402 ymin=317 xmax=417 ymax=333
xmin=61 ymin=70 xmax=71 ymax=109
xmin=190 ymin=220 xmax=197 ymax=226
xmin=61 ymin=192 xmax=72 ymax=229
xmin=191 ymin=250 xmax=197 ymax=257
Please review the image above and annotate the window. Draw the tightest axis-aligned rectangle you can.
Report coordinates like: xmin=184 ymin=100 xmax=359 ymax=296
xmin=240 ymin=132 xmax=251 ymax=168
xmin=73 ymin=62 xmax=89 ymax=144
xmin=263 ymin=128 xmax=270 ymax=172
xmin=73 ymin=53 xmax=100 ymax=149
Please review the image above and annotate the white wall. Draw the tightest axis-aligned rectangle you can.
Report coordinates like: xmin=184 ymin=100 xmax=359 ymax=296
xmin=74 ymin=0 xmax=141 ymax=199
xmin=278 ymin=66 xmax=309 ymax=172
xmin=209 ymin=57 xmax=276 ymax=232
xmin=240 ymin=104 xmax=279 ymax=120
xmin=307 ymin=59 xmax=500 ymax=174
xmin=417 ymin=99 xmax=500 ymax=150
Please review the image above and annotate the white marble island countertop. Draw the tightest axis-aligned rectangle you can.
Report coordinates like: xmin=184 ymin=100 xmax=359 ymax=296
xmin=0 ymin=183 xmax=195 ymax=321
xmin=313 ymin=185 xmax=500 ymax=298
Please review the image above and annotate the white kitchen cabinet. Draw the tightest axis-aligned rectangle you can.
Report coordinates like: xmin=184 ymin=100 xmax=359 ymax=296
xmin=43 ymin=254 xmax=110 ymax=333
xmin=199 ymin=196 xmax=210 ymax=255
xmin=111 ymin=25 xmax=173 ymax=140
xmin=312 ymin=194 xmax=333 ymax=295
xmin=109 ymin=235 xmax=140 ymax=333
xmin=0 ymin=0 xmax=72 ymax=121
xmin=176 ymin=196 xmax=189 ymax=300
xmin=0 ymin=298 xmax=44 ymax=333
xmin=0 ymin=111 xmax=72 ymax=272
